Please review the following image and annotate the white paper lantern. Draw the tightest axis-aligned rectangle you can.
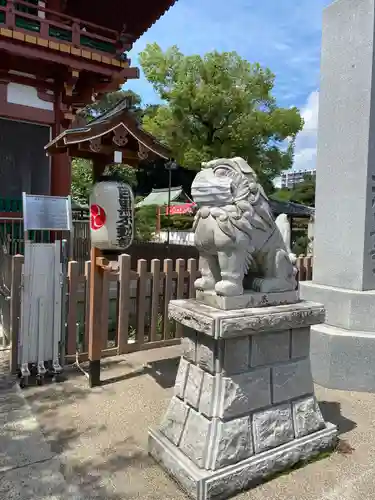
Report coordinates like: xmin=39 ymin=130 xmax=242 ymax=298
xmin=89 ymin=180 xmax=134 ymax=250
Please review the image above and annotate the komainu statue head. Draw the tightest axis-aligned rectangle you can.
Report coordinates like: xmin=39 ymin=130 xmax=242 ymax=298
xmin=191 ymin=157 xmax=297 ymax=296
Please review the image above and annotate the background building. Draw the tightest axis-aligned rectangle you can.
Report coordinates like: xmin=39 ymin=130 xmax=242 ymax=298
xmin=279 ymin=169 xmax=316 ymax=189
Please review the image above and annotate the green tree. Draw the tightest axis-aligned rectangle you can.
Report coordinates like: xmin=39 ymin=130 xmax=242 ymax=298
xmin=141 ymin=103 xmax=161 ymax=121
xmin=161 ymin=213 xmax=193 ymax=231
xmin=134 ymin=205 xmax=158 ymax=241
xmin=78 ymin=89 xmax=142 ymax=121
xmin=289 ymin=174 xmax=316 ymax=207
xmin=71 ymin=158 xmax=137 ymax=205
xmin=272 ymin=174 xmax=316 ymax=207
xmin=139 ymin=44 xmax=303 ymax=191
xmin=71 ymin=158 xmax=93 ymax=205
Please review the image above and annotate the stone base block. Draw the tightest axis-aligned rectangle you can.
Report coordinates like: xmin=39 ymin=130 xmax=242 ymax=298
xmin=149 ymin=423 xmax=337 ymax=500
xmin=151 ymin=299 xmax=336 ymax=498
xmin=310 ymin=323 xmax=375 ymax=392
xmin=300 ymin=281 xmax=375 ymax=331
xmin=196 ymin=290 xmax=299 ymax=310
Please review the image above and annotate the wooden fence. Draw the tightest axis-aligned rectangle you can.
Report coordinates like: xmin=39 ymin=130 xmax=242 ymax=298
xmin=295 ymin=254 xmax=313 ymax=281
xmin=0 ymin=253 xmax=314 ymax=366
xmin=72 ymin=236 xmax=200 ymax=274
xmin=65 ymin=255 xmax=199 ymax=360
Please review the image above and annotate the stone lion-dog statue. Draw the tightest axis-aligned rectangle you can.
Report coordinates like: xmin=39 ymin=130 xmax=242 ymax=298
xmin=191 ymin=157 xmax=297 ymax=296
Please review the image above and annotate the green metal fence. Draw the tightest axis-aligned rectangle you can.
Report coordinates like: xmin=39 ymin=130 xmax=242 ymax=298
xmin=0 ymin=196 xmax=52 ymax=254
xmin=0 ymin=198 xmax=22 ymax=213
xmin=0 ymin=198 xmax=90 ymax=260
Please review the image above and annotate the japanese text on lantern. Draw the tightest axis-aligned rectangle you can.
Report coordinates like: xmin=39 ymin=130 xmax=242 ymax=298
xmin=117 ymin=183 xmax=133 ymax=249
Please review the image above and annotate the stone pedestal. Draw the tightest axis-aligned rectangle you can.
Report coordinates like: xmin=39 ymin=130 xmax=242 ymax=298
xmin=300 ymin=283 xmax=375 ymax=391
xmin=148 ymin=299 xmax=337 ymax=500
xmin=299 ymin=0 xmax=375 ymax=391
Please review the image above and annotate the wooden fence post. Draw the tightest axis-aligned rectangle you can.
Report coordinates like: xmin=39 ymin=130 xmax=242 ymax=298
xmin=136 ymin=259 xmax=147 ymax=346
xmin=305 ymin=254 xmax=313 ymax=280
xmin=163 ymin=259 xmax=173 ymax=339
xmin=296 ymin=255 xmax=306 ymax=282
xmin=117 ymin=254 xmax=131 ymax=354
xmin=150 ymin=259 xmax=161 ymax=342
xmin=101 ymin=270 xmax=109 ymax=351
xmin=175 ymin=259 xmax=185 ymax=337
xmin=84 ymin=260 xmax=91 ymax=352
xmin=67 ymin=261 xmax=79 ymax=356
xmin=10 ymin=254 xmax=23 ymax=374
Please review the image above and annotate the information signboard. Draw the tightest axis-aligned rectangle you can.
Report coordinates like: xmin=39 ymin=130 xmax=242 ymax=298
xmin=23 ymin=193 xmax=72 ymax=232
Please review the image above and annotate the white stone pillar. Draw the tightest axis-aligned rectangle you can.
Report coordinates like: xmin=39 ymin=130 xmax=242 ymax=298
xmin=300 ymin=0 xmax=375 ymax=391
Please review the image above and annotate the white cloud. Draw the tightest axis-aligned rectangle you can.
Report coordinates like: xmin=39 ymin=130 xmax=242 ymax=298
xmin=301 ymin=91 xmax=319 ymax=131
xmin=127 ymin=0 xmax=330 ymax=106
xmin=293 ymin=90 xmax=319 ymax=171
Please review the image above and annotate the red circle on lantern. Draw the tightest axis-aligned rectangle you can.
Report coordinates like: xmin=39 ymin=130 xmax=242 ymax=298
xmin=90 ymin=204 xmax=106 ymax=230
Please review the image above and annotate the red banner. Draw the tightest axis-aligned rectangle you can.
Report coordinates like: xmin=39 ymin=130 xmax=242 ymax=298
xmin=165 ymin=203 xmax=196 ymax=215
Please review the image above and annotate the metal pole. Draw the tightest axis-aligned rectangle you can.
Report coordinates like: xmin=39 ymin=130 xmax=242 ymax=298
xmin=60 ymin=239 xmax=68 ymax=369
xmin=167 ymin=168 xmax=171 ymax=247
xmin=165 ymin=159 xmax=177 ymax=253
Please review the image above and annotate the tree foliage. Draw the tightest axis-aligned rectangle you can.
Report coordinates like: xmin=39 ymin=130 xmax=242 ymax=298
xmin=71 ymin=158 xmax=137 ymax=205
xmin=78 ymin=89 xmax=143 ymax=121
xmin=71 ymin=158 xmax=93 ymax=205
xmin=142 ymin=103 xmax=161 ymax=121
xmin=139 ymin=43 xmax=303 ymax=190
xmin=161 ymin=214 xmax=193 ymax=231
xmin=292 ymin=233 xmax=311 ymax=257
xmin=134 ymin=205 xmax=157 ymax=241
xmin=272 ymin=174 xmax=316 ymax=207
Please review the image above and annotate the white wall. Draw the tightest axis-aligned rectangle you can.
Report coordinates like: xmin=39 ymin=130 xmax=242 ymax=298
xmin=7 ymin=83 xmax=53 ymax=111
xmin=153 ymin=231 xmax=195 ymax=246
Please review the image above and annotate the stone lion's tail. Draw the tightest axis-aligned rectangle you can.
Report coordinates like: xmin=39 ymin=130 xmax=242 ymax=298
xmin=275 ymin=213 xmax=297 ymax=264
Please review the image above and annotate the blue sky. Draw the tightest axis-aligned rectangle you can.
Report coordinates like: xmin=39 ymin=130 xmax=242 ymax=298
xmin=127 ymin=0 xmax=332 ymax=172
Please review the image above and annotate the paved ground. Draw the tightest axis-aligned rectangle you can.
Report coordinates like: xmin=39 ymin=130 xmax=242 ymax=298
xmin=1 ymin=344 xmax=375 ymax=499
xmin=0 ymin=349 xmax=83 ymax=499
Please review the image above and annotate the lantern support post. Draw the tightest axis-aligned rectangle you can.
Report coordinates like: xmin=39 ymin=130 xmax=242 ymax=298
xmin=87 ymin=157 xmax=108 ymax=387
xmin=87 ymin=156 xmax=134 ymax=387
xmin=88 ymin=246 xmax=103 ymax=387
xmin=88 ymin=248 xmax=121 ymax=387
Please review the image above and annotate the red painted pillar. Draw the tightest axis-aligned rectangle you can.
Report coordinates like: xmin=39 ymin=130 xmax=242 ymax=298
xmin=50 ymin=153 xmax=71 ymax=196
xmin=50 ymin=83 xmax=71 ymax=196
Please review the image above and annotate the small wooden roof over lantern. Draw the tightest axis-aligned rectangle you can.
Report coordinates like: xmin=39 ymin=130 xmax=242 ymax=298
xmin=45 ymin=98 xmax=171 ymax=178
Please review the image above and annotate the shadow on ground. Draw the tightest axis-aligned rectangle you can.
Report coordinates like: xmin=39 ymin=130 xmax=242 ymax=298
xmin=143 ymin=356 xmax=180 ymax=389
xmin=13 ymin=347 xmax=185 ymax=499
xmin=59 ymin=436 xmax=153 ymax=500
xmin=5 ymin=345 xmax=362 ymax=500
xmin=319 ymin=400 xmax=357 ymax=435
xmin=1 ymin=378 xmax=158 ymax=500
xmin=0 ymin=347 xmax=159 ymax=499
xmin=99 ymin=355 xmax=180 ymax=388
